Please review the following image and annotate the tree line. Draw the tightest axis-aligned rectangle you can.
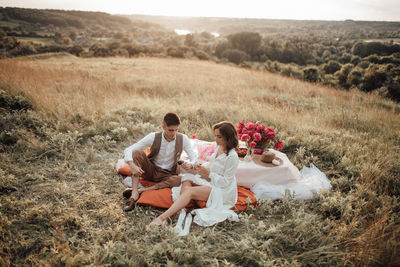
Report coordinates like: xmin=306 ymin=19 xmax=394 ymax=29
xmin=1 ymin=7 xmax=399 ymax=101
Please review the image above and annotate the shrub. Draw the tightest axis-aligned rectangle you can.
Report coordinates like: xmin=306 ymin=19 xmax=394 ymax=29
xmin=323 ymin=60 xmax=341 ymax=74
xmin=362 ymin=64 xmax=386 ymax=92
xmin=366 ymin=54 xmax=380 ymax=64
xmin=303 ymin=66 xmax=320 ymax=82
xmin=350 ymin=55 xmax=361 ymax=65
xmin=194 ymin=49 xmax=209 ymax=60
xmin=167 ymin=46 xmax=187 ymax=58
xmin=215 ymin=40 xmax=231 ymax=58
xmin=227 ymin=32 xmax=262 ymax=57
xmin=221 ymin=49 xmax=249 ymax=65
xmin=357 ymin=60 xmax=370 ymax=69
xmin=347 ymin=67 xmax=364 ymax=87
xmin=68 ymin=45 xmax=84 ymax=56
xmin=184 ymin=34 xmax=196 ymax=47
xmin=335 ymin=63 xmax=354 ymax=89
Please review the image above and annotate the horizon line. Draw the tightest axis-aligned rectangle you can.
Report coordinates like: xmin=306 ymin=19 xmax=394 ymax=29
xmin=1 ymin=6 xmax=400 ymax=23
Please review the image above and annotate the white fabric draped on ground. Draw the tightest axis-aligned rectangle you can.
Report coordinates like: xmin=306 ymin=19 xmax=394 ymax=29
xmin=250 ymin=163 xmax=331 ymax=200
xmin=234 ymin=148 xmax=331 ymax=200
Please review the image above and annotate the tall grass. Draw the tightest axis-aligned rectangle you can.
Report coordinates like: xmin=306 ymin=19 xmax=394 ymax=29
xmin=0 ymin=53 xmax=399 ymax=266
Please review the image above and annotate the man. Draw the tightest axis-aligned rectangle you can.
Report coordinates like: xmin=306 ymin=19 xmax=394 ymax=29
xmin=123 ymin=112 xmax=197 ymax=212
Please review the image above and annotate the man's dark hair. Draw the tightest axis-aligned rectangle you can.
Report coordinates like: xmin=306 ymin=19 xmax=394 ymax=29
xmin=163 ymin=112 xmax=180 ymax=126
xmin=212 ymin=121 xmax=238 ymax=155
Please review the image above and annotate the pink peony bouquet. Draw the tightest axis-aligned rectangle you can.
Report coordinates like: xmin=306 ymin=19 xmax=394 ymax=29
xmin=237 ymin=121 xmax=283 ymax=155
xmin=197 ymin=142 xmax=216 ymax=162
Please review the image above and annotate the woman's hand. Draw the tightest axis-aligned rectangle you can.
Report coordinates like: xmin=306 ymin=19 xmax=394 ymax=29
xmin=194 ymin=164 xmax=210 ymax=180
xmin=181 ymin=162 xmax=193 ymax=171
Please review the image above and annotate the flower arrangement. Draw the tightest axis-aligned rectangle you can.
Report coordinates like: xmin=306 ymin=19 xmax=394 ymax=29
xmin=236 ymin=121 xmax=283 ymax=155
xmin=190 ymin=134 xmax=216 ymax=162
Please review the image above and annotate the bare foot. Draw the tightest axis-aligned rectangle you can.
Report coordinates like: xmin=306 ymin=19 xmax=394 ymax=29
xmin=148 ymin=217 xmax=166 ymax=228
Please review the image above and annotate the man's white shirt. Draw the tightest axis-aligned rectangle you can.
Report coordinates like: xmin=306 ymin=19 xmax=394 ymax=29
xmin=124 ymin=132 xmax=197 ymax=171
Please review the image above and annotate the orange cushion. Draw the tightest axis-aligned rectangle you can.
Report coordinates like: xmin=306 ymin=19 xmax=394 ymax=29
xmin=118 ymin=164 xmax=132 ymax=176
xmin=135 ymin=177 xmax=257 ymax=211
xmin=194 ymin=186 xmax=257 ymax=211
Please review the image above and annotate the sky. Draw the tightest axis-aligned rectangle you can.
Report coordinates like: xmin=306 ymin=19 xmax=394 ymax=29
xmin=0 ymin=0 xmax=399 ymax=21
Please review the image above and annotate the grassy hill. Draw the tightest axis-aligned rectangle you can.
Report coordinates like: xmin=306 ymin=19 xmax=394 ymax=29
xmin=0 ymin=54 xmax=399 ymax=266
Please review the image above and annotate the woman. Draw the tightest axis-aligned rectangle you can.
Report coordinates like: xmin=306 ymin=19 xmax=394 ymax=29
xmin=149 ymin=121 xmax=239 ymax=227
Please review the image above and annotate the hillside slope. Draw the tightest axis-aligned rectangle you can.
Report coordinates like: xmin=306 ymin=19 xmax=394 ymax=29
xmin=0 ymin=55 xmax=399 ymax=266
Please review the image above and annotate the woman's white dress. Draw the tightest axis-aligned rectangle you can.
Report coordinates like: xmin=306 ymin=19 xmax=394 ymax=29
xmin=172 ymin=146 xmax=239 ymax=227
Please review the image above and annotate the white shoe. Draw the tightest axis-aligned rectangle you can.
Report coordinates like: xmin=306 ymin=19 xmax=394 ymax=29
xmin=174 ymin=209 xmax=187 ymax=235
xmin=179 ymin=212 xmax=193 ymax=236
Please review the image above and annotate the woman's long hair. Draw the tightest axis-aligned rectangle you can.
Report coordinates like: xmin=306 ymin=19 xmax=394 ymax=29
xmin=212 ymin=121 xmax=238 ymax=155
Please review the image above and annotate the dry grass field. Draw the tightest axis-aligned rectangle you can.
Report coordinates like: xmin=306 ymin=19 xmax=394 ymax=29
xmin=0 ymin=53 xmax=399 ymax=266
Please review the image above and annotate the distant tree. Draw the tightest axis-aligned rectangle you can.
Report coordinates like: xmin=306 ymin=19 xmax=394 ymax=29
xmin=366 ymin=54 xmax=380 ymax=64
xmin=199 ymin=31 xmax=214 ymax=40
xmin=11 ymin=43 xmax=36 ymax=56
xmin=351 ymin=42 xmax=369 ymax=57
xmin=54 ymin=32 xmax=63 ymax=44
xmin=0 ymin=36 xmax=19 ymax=50
xmin=221 ymin=49 xmax=249 ymax=64
xmin=167 ymin=46 xmax=187 ymax=58
xmin=194 ymin=49 xmax=209 ymax=60
xmin=89 ymin=44 xmax=109 ymax=57
xmin=68 ymin=45 xmax=84 ymax=56
xmin=362 ymin=64 xmax=386 ymax=92
xmin=281 ymin=64 xmax=303 ymax=79
xmin=323 ymin=60 xmax=341 ymax=74
xmin=227 ymin=32 xmax=261 ymax=58
xmin=68 ymin=31 xmax=77 ymax=41
xmin=347 ymin=67 xmax=364 ymax=87
xmin=62 ymin=37 xmax=71 ymax=45
xmin=386 ymin=66 xmax=400 ymax=100
xmin=215 ymin=40 xmax=231 ymax=58
xmin=124 ymin=44 xmax=143 ymax=57
xmin=36 ymin=45 xmax=66 ymax=54
xmin=322 ymin=50 xmax=331 ymax=59
xmin=0 ymin=29 xmax=6 ymax=38
xmin=352 ymin=41 xmax=400 ymax=57
xmin=184 ymin=34 xmax=196 ymax=47
xmin=350 ymin=55 xmax=361 ymax=66
xmin=358 ymin=60 xmax=370 ymax=69
xmin=262 ymin=39 xmax=281 ymax=62
xmin=303 ymin=67 xmax=320 ymax=82
xmin=108 ymin=42 xmax=120 ymax=51
xmin=163 ymin=36 xmax=181 ymax=47
xmin=339 ymin=53 xmax=352 ymax=64
xmin=113 ymin=32 xmax=124 ymax=39
xmin=335 ymin=63 xmax=354 ymax=89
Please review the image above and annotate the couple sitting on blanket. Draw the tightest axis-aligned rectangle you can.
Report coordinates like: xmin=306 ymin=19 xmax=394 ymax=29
xmin=123 ymin=112 xmax=239 ymax=228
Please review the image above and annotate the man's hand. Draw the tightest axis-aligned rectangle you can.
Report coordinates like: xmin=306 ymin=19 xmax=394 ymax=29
xmin=128 ymin=161 xmax=144 ymax=177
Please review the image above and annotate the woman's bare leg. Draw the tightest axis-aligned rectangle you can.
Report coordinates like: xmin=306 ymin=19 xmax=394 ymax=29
xmin=149 ymin=185 xmax=211 ymax=227
xmin=180 ymin=180 xmax=193 ymax=195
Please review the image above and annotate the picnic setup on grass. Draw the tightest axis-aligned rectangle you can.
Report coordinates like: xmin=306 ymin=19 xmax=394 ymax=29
xmin=116 ymin=121 xmax=331 ymax=235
